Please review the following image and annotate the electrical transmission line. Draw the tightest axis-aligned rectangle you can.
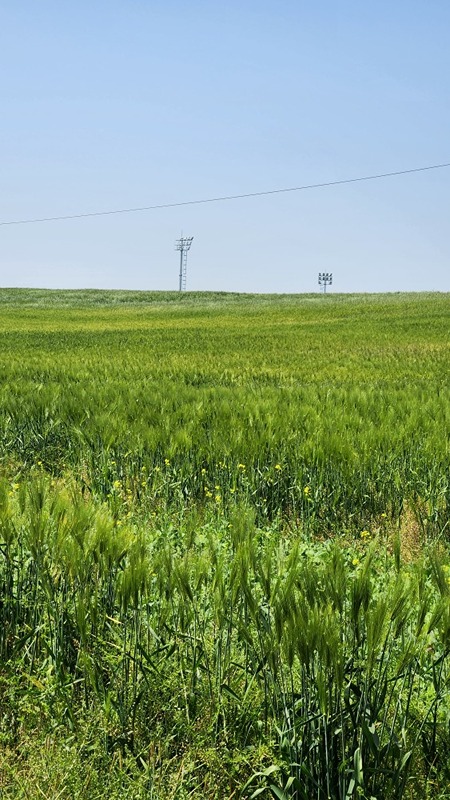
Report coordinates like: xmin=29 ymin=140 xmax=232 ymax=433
xmin=0 ymin=161 xmax=449 ymax=228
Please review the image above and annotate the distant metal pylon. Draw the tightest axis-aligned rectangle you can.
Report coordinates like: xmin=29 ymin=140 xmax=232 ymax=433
xmin=175 ymin=235 xmax=194 ymax=291
xmin=318 ymin=272 xmax=333 ymax=293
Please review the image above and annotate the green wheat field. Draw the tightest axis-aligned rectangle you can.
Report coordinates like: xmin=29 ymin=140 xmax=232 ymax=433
xmin=0 ymin=289 xmax=449 ymax=799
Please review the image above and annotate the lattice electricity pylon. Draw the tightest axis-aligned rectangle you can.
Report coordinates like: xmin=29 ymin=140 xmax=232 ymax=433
xmin=318 ymin=272 xmax=333 ymax=293
xmin=175 ymin=236 xmax=194 ymax=291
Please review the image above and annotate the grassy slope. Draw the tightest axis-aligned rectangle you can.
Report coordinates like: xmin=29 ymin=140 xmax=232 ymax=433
xmin=0 ymin=290 xmax=448 ymax=527
xmin=0 ymin=291 xmax=449 ymax=799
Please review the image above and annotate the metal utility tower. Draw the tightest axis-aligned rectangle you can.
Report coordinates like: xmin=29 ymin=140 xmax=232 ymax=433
xmin=175 ymin=235 xmax=194 ymax=291
xmin=318 ymin=272 xmax=333 ymax=293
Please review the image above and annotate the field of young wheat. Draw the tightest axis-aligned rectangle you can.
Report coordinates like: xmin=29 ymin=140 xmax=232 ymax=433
xmin=0 ymin=290 xmax=449 ymax=799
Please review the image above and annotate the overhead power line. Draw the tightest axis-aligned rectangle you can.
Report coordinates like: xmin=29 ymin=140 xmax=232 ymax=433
xmin=1 ymin=161 xmax=449 ymax=228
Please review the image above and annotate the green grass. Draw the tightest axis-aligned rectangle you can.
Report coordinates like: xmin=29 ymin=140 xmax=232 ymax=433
xmin=0 ymin=290 xmax=449 ymax=798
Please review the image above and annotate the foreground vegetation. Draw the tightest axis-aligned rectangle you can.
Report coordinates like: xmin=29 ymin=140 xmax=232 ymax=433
xmin=0 ymin=290 xmax=449 ymax=798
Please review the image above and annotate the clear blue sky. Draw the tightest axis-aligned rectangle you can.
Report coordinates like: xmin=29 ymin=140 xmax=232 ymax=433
xmin=1 ymin=1 xmax=449 ymax=292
